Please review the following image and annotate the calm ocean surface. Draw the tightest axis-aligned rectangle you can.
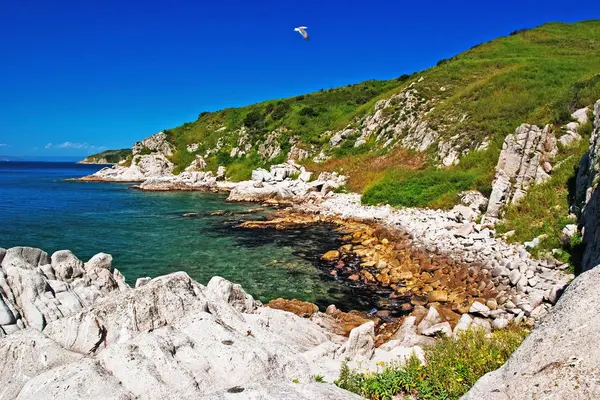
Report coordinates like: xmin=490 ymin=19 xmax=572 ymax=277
xmin=0 ymin=162 xmax=368 ymax=310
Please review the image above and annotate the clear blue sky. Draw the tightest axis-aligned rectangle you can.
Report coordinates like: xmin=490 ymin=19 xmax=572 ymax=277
xmin=0 ymin=0 xmax=595 ymax=158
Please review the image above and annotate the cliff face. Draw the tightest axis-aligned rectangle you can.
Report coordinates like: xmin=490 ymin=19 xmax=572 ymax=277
xmin=576 ymin=100 xmax=600 ymax=272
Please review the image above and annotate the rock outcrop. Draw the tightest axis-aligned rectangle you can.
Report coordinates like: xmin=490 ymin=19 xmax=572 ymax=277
xmin=462 ymin=264 xmax=600 ymax=399
xmin=575 ymin=100 xmax=600 ymax=272
xmin=484 ymin=124 xmax=558 ymax=221
xmin=132 ymin=132 xmax=174 ymax=157
xmin=80 ymin=132 xmax=175 ymax=182
xmin=227 ymin=162 xmax=347 ymax=204
xmin=0 ymin=247 xmax=128 ymax=335
xmin=81 ymin=153 xmax=174 ymax=182
xmin=0 ymin=251 xmax=428 ymax=399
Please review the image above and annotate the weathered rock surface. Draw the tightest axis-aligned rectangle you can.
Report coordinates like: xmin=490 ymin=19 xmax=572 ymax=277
xmin=0 ymin=247 xmax=127 ymax=335
xmin=485 ymin=124 xmax=558 ymax=221
xmin=462 ymin=265 xmax=600 ymax=399
xmin=0 ymin=249 xmax=426 ymax=399
xmin=132 ymin=132 xmax=174 ymax=157
xmin=575 ymin=100 xmax=600 ymax=272
xmin=81 ymin=153 xmax=174 ymax=182
xmin=227 ymin=162 xmax=347 ymax=204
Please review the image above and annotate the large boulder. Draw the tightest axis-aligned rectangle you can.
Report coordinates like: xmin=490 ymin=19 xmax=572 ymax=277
xmin=484 ymin=124 xmax=557 ymax=221
xmin=0 ymin=247 xmax=126 ymax=334
xmin=462 ymin=265 xmax=600 ymax=399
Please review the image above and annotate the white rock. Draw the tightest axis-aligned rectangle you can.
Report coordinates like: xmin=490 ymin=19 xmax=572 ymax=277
xmin=344 ymin=321 xmax=375 ymax=361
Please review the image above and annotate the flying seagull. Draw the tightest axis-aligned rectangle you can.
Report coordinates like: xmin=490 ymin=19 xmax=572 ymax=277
xmin=294 ymin=26 xmax=309 ymax=41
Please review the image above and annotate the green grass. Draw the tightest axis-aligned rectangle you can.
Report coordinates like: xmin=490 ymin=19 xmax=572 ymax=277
xmin=362 ymin=169 xmax=479 ymax=209
xmin=496 ymin=134 xmax=590 ymax=260
xmin=83 ymin=149 xmax=131 ymax=164
xmin=357 ymin=21 xmax=600 ymax=209
xmin=335 ymin=326 xmax=529 ymax=400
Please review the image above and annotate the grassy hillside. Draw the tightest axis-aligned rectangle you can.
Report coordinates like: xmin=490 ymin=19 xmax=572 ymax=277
xmin=162 ymin=20 xmax=600 ymax=199
xmin=81 ymin=149 xmax=132 ymax=164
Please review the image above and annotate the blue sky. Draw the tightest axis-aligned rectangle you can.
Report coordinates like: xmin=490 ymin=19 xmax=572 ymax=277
xmin=0 ymin=0 xmax=595 ymax=158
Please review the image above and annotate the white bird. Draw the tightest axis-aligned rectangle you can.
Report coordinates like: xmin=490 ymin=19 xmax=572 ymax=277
xmin=294 ymin=26 xmax=309 ymax=41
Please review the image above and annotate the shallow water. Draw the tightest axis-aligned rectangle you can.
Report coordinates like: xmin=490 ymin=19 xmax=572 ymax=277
xmin=0 ymin=162 xmax=374 ymax=310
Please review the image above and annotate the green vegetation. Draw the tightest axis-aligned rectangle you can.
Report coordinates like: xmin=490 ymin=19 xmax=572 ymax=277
xmin=335 ymin=326 xmax=529 ymax=400
xmin=83 ymin=149 xmax=131 ymax=164
xmin=496 ymin=134 xmax=591 ymax=262
xmin=363 ymin=169 xmax=478 ymax=209
xmin=161 ymin=20 xmax=600 ymax=207
xmin=313 ymin=375 xmax=326 ymax=383
xmin=359 ymin=20 xmax=600 ymax=208
xmin=165 ymin=79 xmax=405 ymax=179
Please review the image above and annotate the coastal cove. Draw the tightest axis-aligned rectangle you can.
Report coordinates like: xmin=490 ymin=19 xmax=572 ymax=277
xmin=0 ymin=162 xmax=373 ymax=310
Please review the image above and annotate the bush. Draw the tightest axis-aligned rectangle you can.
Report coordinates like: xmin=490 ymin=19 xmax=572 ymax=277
xmin=299 ymin=106 xmax=319 ymax=117
xmin=509 ymin=28 xmax=530 ymax=36
xmin=243 ymin=109 xmax=264 ymax=130
xmin=335 ymin=326 xmax=529 ymax=400
xmin=271 ymin=102 xmax=290 ymax=120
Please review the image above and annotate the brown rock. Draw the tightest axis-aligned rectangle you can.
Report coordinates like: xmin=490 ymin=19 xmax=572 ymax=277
xmin=428 ymin=290 xmax=449 ymax=303
xmin=266 ymin=298 xmax=318 ymax=318
xmin=321 ymin=250 xmax=340 ymax=261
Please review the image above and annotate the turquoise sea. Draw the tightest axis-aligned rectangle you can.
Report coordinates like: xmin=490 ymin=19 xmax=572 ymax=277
xmin=0 ymin=161 xmax=373 ymax=310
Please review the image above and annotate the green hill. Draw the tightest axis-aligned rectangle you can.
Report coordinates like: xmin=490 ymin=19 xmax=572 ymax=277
xmin=80 ymin=149 xmax=132 ymax=164
xmin=162 ymin=20 xmax=599 ymax=196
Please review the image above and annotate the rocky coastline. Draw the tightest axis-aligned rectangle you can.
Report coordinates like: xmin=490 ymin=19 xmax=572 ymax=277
xmin=1 ymin=246 xmax=429 ymax=399
xmin=47 ymin=100 xmax=600 ymax=398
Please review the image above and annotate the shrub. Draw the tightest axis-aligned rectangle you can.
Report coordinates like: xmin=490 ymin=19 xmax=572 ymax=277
xmin=335 ymin=326 xmax=529 ymax=400
xmin=243 ymin=109 xmax=264 ymax=130
xmin=299 ymin=106 xmax=319 ymax=117
xmin=271 ymin=102 xmax=290 ymax=120
xmin=509 ymin=28 xmax=530 ymax=36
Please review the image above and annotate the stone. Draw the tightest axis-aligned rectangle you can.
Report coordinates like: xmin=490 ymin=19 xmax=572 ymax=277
xmin=266 ymin=298 xmax=318 ymax=318
xmin=216 ymin=165 xmax=227 ymax=180
xmin=427 ymin=290 xmax=448 ymax=303
xmin=471 ymin=317 xmax=492 ymax=333
xmin=422 ymin=322 xmax=452 ymax=337
xmin=321 ymin=250 xmax=340 ymax=261
xmin=486 ymin=299 xmax=498 ymax=311
xmin=454 ymin=223 xmax=474 ymax=238
xmin=51 ymin=250 xmax=85 ymax=281
xmin=546 ymin=283 xmax=567 ymax=305
xmin=417 ymin=307 xmax=441 ymax=334
xmin=206 ymin=276 xmax=260 ymax=314
xmin=469 ymin=301 xmax=490 ymax=316
xmin=0 ymin=329 xmax=84 ymax=399
xmin=463 ymin=263 xmax=600 ymax=399
xmin=453 ymin=313 xmax=473 ymax=337
xmin=492 ymin=318 xmax=509 ymax=330
xmin=572 ymin=107 xmax=590 ymax=124
xmin=491 ymin=267 xmax=509 ymax=278
xmin=344 ymin=321 xmax=375 ymax=360
xmin=509 ymin=269 xmax=521 ymax=285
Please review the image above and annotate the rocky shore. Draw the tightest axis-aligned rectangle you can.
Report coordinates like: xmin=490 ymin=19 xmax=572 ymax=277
xmin=1 ymin=246 xmax=432 ymax=399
